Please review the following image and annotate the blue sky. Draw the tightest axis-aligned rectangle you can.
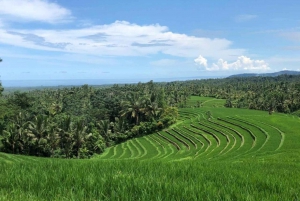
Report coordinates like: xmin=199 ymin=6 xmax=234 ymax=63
xmin=0 ymin=0 xmax=300 ymax=81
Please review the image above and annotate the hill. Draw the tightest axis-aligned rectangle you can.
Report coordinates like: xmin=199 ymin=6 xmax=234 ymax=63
xmin=228 ymin=70 xmax=300 ymax=78
xmin=1 ymin=96 xmax=300 ymax=200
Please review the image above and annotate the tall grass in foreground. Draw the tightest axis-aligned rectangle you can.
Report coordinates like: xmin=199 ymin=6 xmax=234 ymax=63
xmin=1 ymin=157 xmax=300 ymax=201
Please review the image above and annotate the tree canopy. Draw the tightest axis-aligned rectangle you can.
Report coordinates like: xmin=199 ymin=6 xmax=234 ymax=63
xmin=0 ymin=81 xmax=182 ymax=158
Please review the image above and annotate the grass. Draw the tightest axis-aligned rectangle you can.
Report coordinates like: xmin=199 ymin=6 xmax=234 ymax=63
xmin=1 ymin=157 xmax=300 ymax=200
xmin=1 ymin=96 xmax=300 ymax=200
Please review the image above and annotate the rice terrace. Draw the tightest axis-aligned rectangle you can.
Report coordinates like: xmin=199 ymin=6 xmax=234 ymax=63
xmin=1 ymin=0 xmax=300 ymax=200
xmin=1 ymin=94 xmax=300 ymax=200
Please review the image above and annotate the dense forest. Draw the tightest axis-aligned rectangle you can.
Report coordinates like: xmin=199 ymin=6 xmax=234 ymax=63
xmin=0 ymin=81 xmax=182 ymax=158
xmin=1 ymin=74 xmax=300 ymax=158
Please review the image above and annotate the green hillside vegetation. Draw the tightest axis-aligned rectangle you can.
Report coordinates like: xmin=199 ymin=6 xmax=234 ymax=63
xmin=1 ymin=76 xmax=300 ymax=200
xmin=0 ymin=81 xmax=182 ymax=158
xmin=1 ymin=96 xmax=300 ymax=200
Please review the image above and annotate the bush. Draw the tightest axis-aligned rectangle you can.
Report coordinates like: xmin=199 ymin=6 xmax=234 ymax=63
xmin=292 ymin=110 xmax=300 ymax=117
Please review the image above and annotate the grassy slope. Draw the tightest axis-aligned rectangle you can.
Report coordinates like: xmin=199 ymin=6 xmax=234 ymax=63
xmin=1 ymin=96 xmax=300 ymax=201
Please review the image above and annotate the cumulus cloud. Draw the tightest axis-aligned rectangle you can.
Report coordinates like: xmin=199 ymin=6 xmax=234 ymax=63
xmin=0 ymin=0 xmax=72 ymax=23
xmin=235 ymin=14 xmax=257 ymax=22
xmin=194 ymin=55 xmax=207 ymax=67
xmin=209 ymin=56 xmax=269 ymax=71
xmin=0 ymin=21 xmax=245 ymax=59
xmin=194 ymin=55 xmax=269 ymax=71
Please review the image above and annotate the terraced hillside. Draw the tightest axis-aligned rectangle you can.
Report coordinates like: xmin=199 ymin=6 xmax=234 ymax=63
xmin=1 ymin=96 xmax=300 ymax=200
xmin=97 ymin=97 xmax=290 ymax=161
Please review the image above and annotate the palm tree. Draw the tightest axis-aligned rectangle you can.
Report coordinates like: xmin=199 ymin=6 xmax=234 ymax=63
xmin=49 ymin=102 xmax=63 ymax=116
xmin=73 ymin=120 xmax=92 ymax=159
xmin=97 ymin=120 xmax=111 ymax=146
xmin=144 ymin=101 xmax=162 ymax=121
xmin=58 ymin=115 xmax=73 ymax=158
xmin=120 ymin=92 xmax=146 ymax=125
xmin=11 ymin=112 xmax=35 ymax=155
xmin=46 ymin=126 xmax=60 ymax=157
xmin=2 ymin=122 xmax=23 ymax=154
xmin=2 ymin=112 xmax=34 ymax=155
xmin=113 ymin=117 xmax=126 ymax=134
xmin=27 ymin=115 xmax=49 ymax=156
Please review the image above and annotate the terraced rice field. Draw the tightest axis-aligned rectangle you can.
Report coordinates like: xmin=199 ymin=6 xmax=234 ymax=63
xmin=1 ymin=96 xmax=300 ymax=200
xmin=98 ymin=98 xmax=288 ymax=161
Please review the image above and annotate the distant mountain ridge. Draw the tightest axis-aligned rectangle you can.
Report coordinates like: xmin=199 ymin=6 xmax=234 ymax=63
xmin=228 ymin=70 xmax=300 ymax=78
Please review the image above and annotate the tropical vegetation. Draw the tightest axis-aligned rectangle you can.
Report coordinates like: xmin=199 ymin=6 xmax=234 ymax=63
xmin=1 ymin=96 xmax=300 ymax=200
xmin=1 ymin=75 xmax=300 ymax=158
xmin=0 ymin=81 xmax=182 ymax=158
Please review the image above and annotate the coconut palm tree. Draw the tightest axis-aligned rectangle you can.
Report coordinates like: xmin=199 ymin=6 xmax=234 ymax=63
xmin=144 ymin=101 xmax=162 ymax=121
xmin=120 ymin=92 xmax=146 ymax=125
xmin=2 ymin=122 xmax=24 ymax=154
xmin=73 ymin=120 xmax=92 ymax=159
xmin=113 ymin=117 xmax=126 ymax=134
xmin=46 ymin=126 xmax=60 ymax=157
xmin=14 ymin=112 xmax=35 ymax=155
xmin=27 ymin=115 xmax=50 ymax=156
xmin=97 ymin=120 xmax=111 ymax=146
xmin=58 ymin=115 xmax=73 ymax=158
xmin=49 ymin=102 xmax=63 ymax=116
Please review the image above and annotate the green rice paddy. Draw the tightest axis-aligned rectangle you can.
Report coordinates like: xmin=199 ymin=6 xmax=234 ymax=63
xmin=1 ymin=96 xmax=300 ymax=200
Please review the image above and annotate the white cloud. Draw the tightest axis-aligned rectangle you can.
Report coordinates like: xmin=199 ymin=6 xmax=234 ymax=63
xmin=194 ymin=55 xmax=269 ymax=71
xmin=194 ymin=55 xmax=207 ymax=67
xmin=235 ymin=14 xmax=257 ymax=22
xmin=0 ymin=21 xmax=245 ymax=59
xmin=209 ymin=56 xmax=269 ymax=71
xmin=0 ymin=0 xmax=72 ymax=23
